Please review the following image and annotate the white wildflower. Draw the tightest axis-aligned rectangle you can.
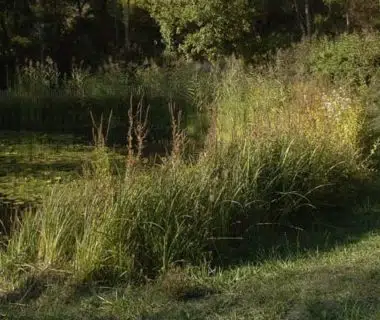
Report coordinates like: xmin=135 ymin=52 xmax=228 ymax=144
xmin=321 ymin=88 xmax=352 ymax=121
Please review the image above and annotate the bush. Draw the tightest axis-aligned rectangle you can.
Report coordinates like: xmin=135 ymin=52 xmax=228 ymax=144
xmin=306 ymin=33 xmax=380 ymax=88
xmin=272 ymin=32 xmax=380 ymax=89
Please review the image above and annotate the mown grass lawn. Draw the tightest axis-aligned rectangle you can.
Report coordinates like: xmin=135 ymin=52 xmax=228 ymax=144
xmin=1 ymin=218 xmax=380 ymax=320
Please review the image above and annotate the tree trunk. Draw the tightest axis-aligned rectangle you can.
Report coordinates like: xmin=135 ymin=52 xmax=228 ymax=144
xmin=293 ymin=0 xmax=306 ymax=37
xmin=123 ymin=0 xmax=131 ymax=54
xmin=113 ymin=0 xmax=119 ymax=47
xmin=35 ymin=0 xmax=45 ymax=63
xmin=345 ymin=0 xmax=351 ymax=32
xmin=76 ymin=0 xmax=83 ymax=18
xmin=305 ymin=0 xmax=312 ymax=39
xmin=346 ymin=10 xmax=350 ymax=32
xmin=0 ymin=16 xmax=10 ymax=48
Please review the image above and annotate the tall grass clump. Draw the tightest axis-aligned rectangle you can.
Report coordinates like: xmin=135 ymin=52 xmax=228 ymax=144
xmin=65 ymin=58 xmax=132 ymax=97
xmin=0 ymin=60 xmax=371 ymax=284
xmin=1 ymin=155 xmax=217 ymax=281
xmin=214 ymin=63 xmax=368 ymax=219
xmin=12 ymin=57 xmax=60 ymax=96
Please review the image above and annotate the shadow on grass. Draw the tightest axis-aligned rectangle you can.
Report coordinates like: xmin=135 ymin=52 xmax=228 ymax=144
xmin=141 ymin=267 xmax=380 ymax=320
xmin=2 ymin=266 xmax=379 ymax=320
xmin=210 ymin=177 xmax=380 ymax=269
xmin=284 ymin=267 xmax=380 ymax=320
xmin=0 ymin=275 xmax=51 ymax=305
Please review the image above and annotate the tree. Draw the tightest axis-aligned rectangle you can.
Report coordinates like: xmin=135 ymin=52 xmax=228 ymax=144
xmin=140 ymin=0 xmax=254 ymax=61
xmin=323 ymin=0 xmax=380 ymax=32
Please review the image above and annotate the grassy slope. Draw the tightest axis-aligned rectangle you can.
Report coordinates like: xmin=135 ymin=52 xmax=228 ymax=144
xmin=1 ymin=132 xmax=380 ymax=319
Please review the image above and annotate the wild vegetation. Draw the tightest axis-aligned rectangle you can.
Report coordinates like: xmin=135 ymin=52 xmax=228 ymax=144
xmin=2 ymin=1 xmax=380 ymax=319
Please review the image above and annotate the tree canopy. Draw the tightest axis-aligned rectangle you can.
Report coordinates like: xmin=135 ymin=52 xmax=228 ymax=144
xmin=0 ymin=0 xmax=379 ymax=86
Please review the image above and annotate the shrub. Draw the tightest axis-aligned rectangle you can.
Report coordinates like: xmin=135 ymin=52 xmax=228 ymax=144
xmin=306 ymin=33 xmax=380 ymax=88
xmin=271 ymin=32 xmax=380 ymax=90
